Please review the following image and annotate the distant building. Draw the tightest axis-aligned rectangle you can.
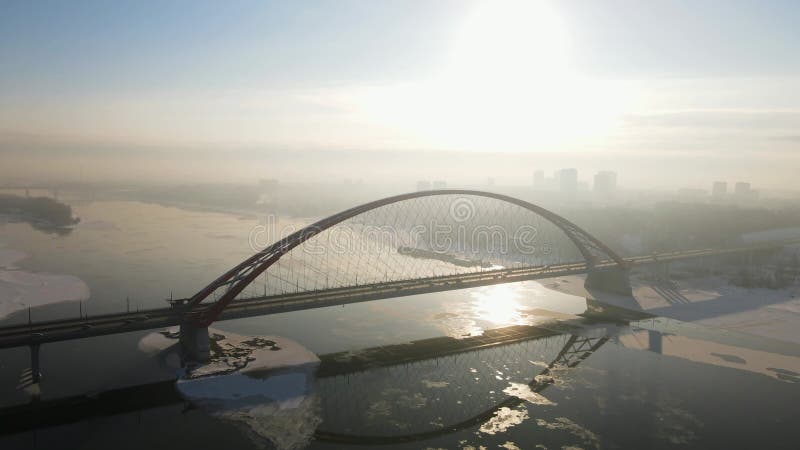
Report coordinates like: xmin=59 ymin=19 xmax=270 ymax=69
xmin=734 ymin=181 xmax=759 ymax=203
xmin=556 ymin=168 xmax=578 ymax=194
xmin=711 ymin=181 xmax=727 ymax=200
xmin=734 ymin=182 xmax=751 ymax=196
xmin=593 ymin=171 xmax=617 ymax=195
xmin=416 ymin=180 xmax=431 ymax=191
xmin=486 ymin=177 xmax=495 ymax=187
xmin=432 ymin=180 xmax=447 ymax=190
xmin=533 ymin=170 xmax=545 ymax=190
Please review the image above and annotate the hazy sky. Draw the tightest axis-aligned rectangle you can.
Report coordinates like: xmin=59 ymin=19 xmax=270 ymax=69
xmin=2 ymin=0 xmax=800 ymax=188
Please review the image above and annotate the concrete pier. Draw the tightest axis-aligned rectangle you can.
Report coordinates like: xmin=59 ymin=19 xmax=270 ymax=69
xmin=584 ymin=266 xmax=633 ymax=296
xmin=179 ymin=323 xmax=210 ymax=362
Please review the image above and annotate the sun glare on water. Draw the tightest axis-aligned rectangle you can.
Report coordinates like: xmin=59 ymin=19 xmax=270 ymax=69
xmin=472 ymin=284 xmax=526 ymax=326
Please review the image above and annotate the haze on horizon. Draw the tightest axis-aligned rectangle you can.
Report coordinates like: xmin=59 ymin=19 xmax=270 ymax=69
xmin=2 ymin=0 xmax=800 ymax=190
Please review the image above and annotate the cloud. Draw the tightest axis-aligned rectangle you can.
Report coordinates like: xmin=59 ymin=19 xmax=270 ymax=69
xmin=622 ymin=109 xmax=800 ymax=129
xmin=771 ymin=135 xmax=800 ymax=142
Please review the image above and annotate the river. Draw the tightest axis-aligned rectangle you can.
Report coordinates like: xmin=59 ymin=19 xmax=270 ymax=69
xmin=1 ymin=196 xmax=799 ymax=449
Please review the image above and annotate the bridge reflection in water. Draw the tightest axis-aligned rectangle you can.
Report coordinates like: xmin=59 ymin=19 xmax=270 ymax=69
xmin=315 ymin=332 xmax=607 ymax=446
xmin=3 ymin=298 xmax=800 ymax=450
xmin=1 ymin=306 xmax=618 ymax=446
xmin=176 ymin=303 xmax=800 ymax=450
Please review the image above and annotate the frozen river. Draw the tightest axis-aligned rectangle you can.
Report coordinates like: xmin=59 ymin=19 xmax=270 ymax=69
xmin=1 ymin=197 xmax=799 ymax=449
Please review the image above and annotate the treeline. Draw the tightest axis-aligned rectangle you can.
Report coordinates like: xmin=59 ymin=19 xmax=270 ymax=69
xmin=731 ymin=251 xmax=799 ymax=289
xmin=135 ymin=184 xmax=262 ymax=211
xmin=0 ymin=194 xmax=79 ymax=227
xmin=128 ymin=183 xmax=380 ymax=217
xmin=647 ymin=202 xmax=800 ymax=251
xmin=564 ymin=202 xmax=800 ymax=255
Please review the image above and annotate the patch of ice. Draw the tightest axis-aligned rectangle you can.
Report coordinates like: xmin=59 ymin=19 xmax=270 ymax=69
xmin=218 ymin=394 xmax=321 ymax=450
xmin=183 ymin=331 xmax=319 ymax=379
xmin=178 ymin=370 xmax=312 ymax=403
xmin=421 ymin=379 xmax=450 ymax=388
xmin=479 ymin=407 xmax=528 ymax=435
xmin=0 ymin=247 xmax=90 ymax=319
xmin=535 ymin=417 xmax=599 ymax=450
xmin=366 ymin=400 xmax=392 ymax=419
xmin=169 ymin=329 xmax=322 ymax=450
xmin=503 ymin=382 xmax=556 ymax=405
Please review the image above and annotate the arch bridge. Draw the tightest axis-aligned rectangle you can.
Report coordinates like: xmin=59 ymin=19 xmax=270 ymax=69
xmin=179 ymin=190 xmax=630 ymax=359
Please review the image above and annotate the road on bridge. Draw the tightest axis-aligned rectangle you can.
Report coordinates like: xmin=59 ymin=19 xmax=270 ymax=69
xmin=0 ymin=240 xmax=794 ymax=350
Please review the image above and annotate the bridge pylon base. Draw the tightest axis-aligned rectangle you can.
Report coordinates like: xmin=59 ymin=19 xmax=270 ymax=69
xmin=179 ymin=323 xmax=210 ymax=363
xmin=585 ymin=267 xmax=633 ymax=296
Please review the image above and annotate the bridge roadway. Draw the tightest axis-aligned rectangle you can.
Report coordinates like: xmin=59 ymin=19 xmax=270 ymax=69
xmin=0 ymin=240 xmax=793 ymax=350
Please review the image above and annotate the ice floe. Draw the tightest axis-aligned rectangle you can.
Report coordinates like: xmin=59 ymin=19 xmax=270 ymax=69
xmin=479 ymin=406 xmax=529 ymax=435
xmin=137 ymin=327 xmax=321 ymax=450
xmin=502 ymin=382 xmax=556 ymax=405
xmin=0 ymin=244 xmax=89 ymax=319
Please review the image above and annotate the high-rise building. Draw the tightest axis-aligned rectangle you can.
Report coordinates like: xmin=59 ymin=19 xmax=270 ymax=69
xmin=556 ymin=168 xmax=578 ymax=194
xmin=432 ymin=180 xmax=447 ymax=190
xmin=712 ymin=181 xmax=727 ymax=200
xmin=593 ymin=171 xmax=617 ymax=195
xmin=416 ymin=180 xmax=431 ymax=191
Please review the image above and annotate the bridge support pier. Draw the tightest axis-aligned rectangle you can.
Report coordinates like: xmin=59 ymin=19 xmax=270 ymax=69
xmin=179 ymin=323 xmax=210 ymax=363
xmin=584 ymin=267 xmax=633 ymax=296
xmin=648 ymin=330 xmax=662 ymax=354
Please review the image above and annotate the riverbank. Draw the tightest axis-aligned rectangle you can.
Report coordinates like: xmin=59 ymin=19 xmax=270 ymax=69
xmin=541 ymin=268 xmax=800 ymax=345
xmin=0 ymin=194 xmax=79 ymax=229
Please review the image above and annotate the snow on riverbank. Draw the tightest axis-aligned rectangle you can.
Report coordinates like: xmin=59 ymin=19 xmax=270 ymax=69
xmin=138 ymin=328 xmax=321 ymax=450
xmin=0 ymin=244 xmax=89 ymax=319
xmin=542 ymin=271 xmax=800 ymax=345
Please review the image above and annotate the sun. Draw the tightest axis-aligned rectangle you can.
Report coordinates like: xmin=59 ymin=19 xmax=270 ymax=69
xmin=354 ymin=0 xmax=634 ymax=152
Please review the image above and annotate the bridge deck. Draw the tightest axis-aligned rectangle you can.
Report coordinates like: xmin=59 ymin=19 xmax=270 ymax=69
xmin=0 ymin=262 xmax=593 ymax=349
xmin=0 ymin=240 xmax=792 ymax=349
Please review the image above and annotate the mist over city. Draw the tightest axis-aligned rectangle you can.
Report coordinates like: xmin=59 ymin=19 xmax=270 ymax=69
xmin=2 ymin=1 xmax=800 ymax=449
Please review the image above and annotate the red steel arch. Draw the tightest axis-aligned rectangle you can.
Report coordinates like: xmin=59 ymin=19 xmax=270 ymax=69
xmin=186 ymin=190 xmax=626 ymax=326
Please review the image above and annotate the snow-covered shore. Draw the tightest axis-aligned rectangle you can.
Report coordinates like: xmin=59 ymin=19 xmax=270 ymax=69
xmin=541 ymin=270 xmax=800 ymax=345
xmin=0 ymin=244 xmax=89 ymax=320
xmin=138 ymin=328 xmax=321 ymax=450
